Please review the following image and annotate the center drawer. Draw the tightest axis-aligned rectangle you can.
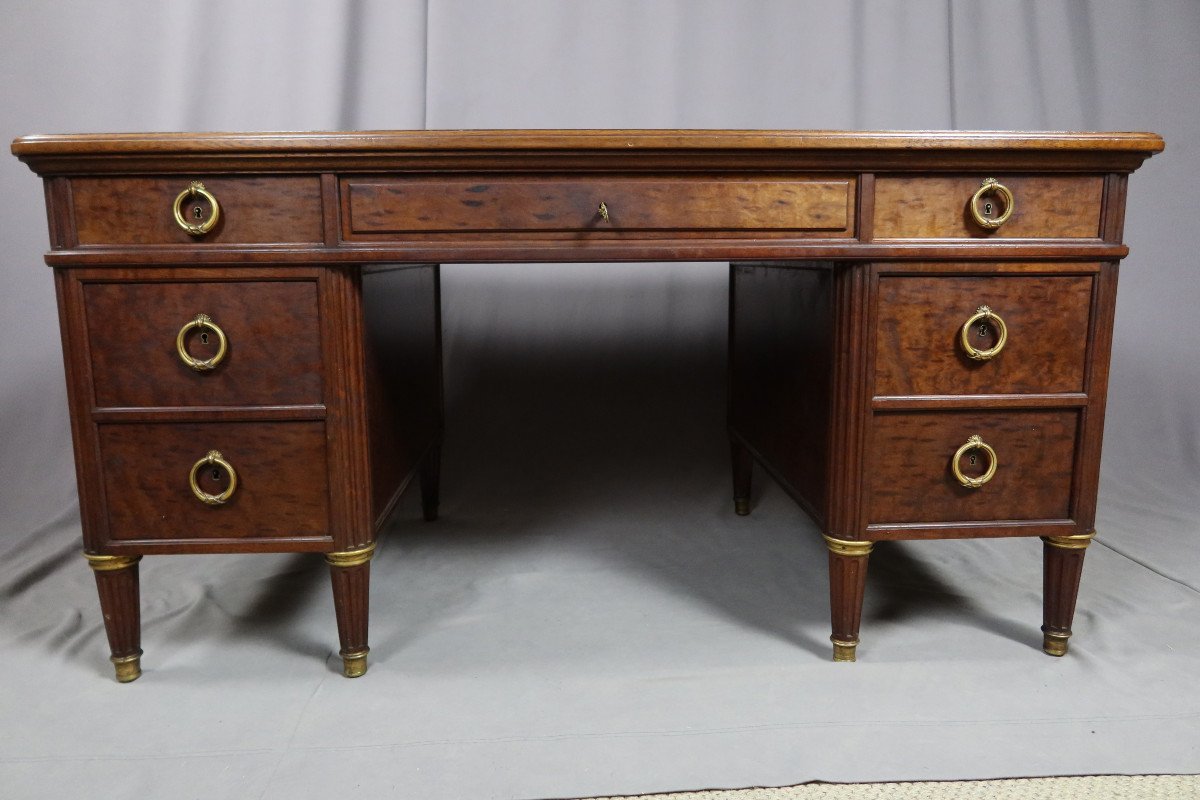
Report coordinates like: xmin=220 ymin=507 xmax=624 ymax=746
xmin=343 ymin=175 xmax=855 ymax=236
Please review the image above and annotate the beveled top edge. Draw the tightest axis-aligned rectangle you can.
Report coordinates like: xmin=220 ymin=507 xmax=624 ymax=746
xmin=10 ymin=129 xmax=1165 ymax=156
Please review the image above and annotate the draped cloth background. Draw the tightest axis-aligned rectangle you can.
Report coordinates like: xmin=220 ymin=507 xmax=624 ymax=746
xmin=1 ymin=3 xmax=1197 ymax=798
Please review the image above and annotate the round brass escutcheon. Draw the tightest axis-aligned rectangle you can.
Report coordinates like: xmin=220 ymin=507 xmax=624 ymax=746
xmin=189 ymin=450 xmax=238 ymax=506
xmin=969 ymin=177 xmax=1014 ymax=230
xmin=959 ymin=305 xmax=1008 ymax=361
xmin=172 ymin=180 xmax=221 ymax=236
xmin=952 ymin=434 xmax=998 ymax=489
xmin=176 ymin=313 xmax=228 ymax=372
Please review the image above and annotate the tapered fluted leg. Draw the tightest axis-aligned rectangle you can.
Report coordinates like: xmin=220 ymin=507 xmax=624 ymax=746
xmin=1041 ymin=531 xmax=1095 ymax=656
xmin=84 ymin=553 xmax=143 ymax=682
xmin=326 ymin=543 xmax=375 ymax=678
xmin=731 ymin=437 xmax=753 ymax=516
xmin=824 ymin=536 xmax=873 ymax=662
xmin=420 ymin=441 xmax=442 ymax=522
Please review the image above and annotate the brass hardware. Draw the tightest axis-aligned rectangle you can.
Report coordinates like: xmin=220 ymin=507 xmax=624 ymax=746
xmin=111 ymin=652 xmax=143 ymax=683
xmin=822 ymin=535 xmax=873 ymax=557
xmin=734 ymin=497 xmax=750 ymax=516
xmin=831 ymin=637 xmax=858 ymax=662
xmin=969 ymin=177 xmax=1014 ymax=229
xmin=598 ymin=201 xmax=610 ymax=222
xmin=1041 ymin=531 xmax=1096 ymax=550
xmin=1042 ymin=629 xmax=1071 ymax=657
xmin=959 ymin=305 xmax=1008 ymax=361
xmin=952 ymin=435 xmax=998 ymax=489
xmin=188 ymin=450 xmax=238 ymax=506
xmin=340 ymin=648 xmax=369 ymax=678
xmin=84 ymin=553 xmax=142 ymax=572
xmin=175 ymin=313 xmax=228 ymax=372
xmin=172 ymin=180 xmax=221 ymax=236
xmin=325 ymin=542 xmax=376 ymax=569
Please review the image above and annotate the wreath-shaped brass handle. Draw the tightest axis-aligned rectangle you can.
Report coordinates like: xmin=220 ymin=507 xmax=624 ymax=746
xmin=959 ymin=305 xmax=1008 ymax=361
xmin=172 ymin=180 xmax=221 ymax=236
xmin=175 ymin=313 xmax=228 ymax=372
xmin=951 ymin=435 xmax=998 ymax=489
xmin=189 ymin=450 xmax=238 ymax=505
xmin=969 ymin=178 xmax=1014 ymax=230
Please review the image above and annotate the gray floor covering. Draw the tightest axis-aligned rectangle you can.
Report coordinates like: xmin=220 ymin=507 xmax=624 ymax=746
xmin=2 ymin=349 xmax=1199 ymax=800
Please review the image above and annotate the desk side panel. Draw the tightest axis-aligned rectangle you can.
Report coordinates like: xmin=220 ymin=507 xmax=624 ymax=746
xmin=729 ymin=263 xmax=834 ymax=526
xmin=361 ymin=264 xmax=442 ymax=527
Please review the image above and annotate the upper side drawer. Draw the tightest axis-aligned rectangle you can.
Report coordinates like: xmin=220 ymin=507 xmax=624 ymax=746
xmin=873 ymin=175 xmax=1103 ymax=239
xmin=70 ymin=176 xmax=324 ymax=245
xmin=343 ymin=175 xmax=855 ymax=237
xmin=84 ymin=279 xmax=323 ymax=408
xmin=874 ymin=270 xmax=1095 ymax=396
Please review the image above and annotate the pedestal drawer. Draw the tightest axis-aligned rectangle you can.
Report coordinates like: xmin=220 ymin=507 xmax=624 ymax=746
xmin=84 ymin=279 xmax=323 ymax=408
xmin=865 ymin=410 xmax=1078 ymax=525
xmin=873 ymin=175 xmax=1103 ymax=239
xmin=874 ymin=272 xmax=1094 ymax=396
xmin=97 ymin=421 xmax=330 ymax=543
xmin=71 ymin=176 xmax=324 ymax=245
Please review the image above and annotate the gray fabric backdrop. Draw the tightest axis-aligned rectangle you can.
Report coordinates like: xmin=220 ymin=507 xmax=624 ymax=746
xmin=1 ymin=2 xmax=1198 ymax=798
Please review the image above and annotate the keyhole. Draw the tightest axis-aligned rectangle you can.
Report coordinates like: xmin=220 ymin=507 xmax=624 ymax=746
xmin=212 ymin=468 xmax=221 ymax=481
xmin=978 ymin=323 xmax=988 ymax=338
xmin=969 ymin=454 xmax=977 ymax=466
xmin=983 ymin=201 xmax=993 ymax=215
xmin=200 ymin=332 xmax=209 ymax=345
xmin=193 ymin=205 xmax=204 ymax=220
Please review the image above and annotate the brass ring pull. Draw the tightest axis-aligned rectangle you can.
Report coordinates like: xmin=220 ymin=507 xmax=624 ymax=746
xmin=959 ymin=305 xmax=1008 ymax=361
xmin=598 ymin=201 xmax=610 ymax=222
xmin=172 ymin=180 xmax=221 ymax=236
xmin=189 ymin=450 xmax=238 ymax=505
xmin=175 ymin=313 xmax=228 ymax=371
xmin=969 ymin=177 xmax=1014 ymax=230
xmin=952 ymin=435 xmax=998 ymax=489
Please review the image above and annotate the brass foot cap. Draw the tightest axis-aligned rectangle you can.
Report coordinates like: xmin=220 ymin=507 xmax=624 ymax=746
xmin=734 ymin=497 xmax=750 ymax=516
xmin=831 ymin=638 xmax=858 ymax=662
xmin=341 ymin=648 xmax=369 ymax=678
xmin=111 ymin=652 xmax=142 ymax=683
xmin=1042 ymin=631 xmax=1071 ymax=657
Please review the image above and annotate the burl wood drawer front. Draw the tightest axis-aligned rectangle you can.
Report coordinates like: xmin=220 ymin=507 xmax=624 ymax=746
xmin=84 ymin=280 xmax=323 ymax=409
xmin=344 ymin=176 xmax=854 ymax=235
xmin=873 ymin=175 xmax=1103 ymax=239
xmin=98 ymin=421 xmax=329 ymax=542
xmin=866 ymin=410 xmax=1078 ymax=525
xmin=874 ymin=273 xmax=1094 ymax=396
xmin=70 ymin=176 xmax=324 ymax=245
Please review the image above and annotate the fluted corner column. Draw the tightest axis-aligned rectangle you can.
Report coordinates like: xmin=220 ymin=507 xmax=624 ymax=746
xmin=326 ymin=543 xmax=376 ymax=678
xmin=1041 ymin=531 xmax=1095 ymax=657
xmin=84 ymin=553 xmax=143 ymax=683
xmin=823 ymin=535 xmax=874 ymax=662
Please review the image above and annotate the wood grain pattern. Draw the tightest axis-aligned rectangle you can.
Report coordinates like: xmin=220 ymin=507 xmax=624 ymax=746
xmin=874 ymin=271 xmax=1095 ymax=396
xmin=874 ymin=175 xmax=1104 ymax=239
xmin=84 ymin=279 xmax=323 ymax=408
xmin=346 ymin=177 xmax=853 ymax=235
xmin=91 ymin=560 xmax=141 ymax=661
xmin=97 ymin=421 xmax=330 ymax=544
xmin=1043 ymin=539 xmax=1088 ymax=641
xmin=71 ymin=176 xmax=323 ymax=245
xmin=866 ymin=410 xmax=1079 ymax=525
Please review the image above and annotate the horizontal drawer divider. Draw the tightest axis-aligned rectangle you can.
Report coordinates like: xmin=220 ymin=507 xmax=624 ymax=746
xmin=92 ymin=404 xmax=327 ymax=423
xmin=871 ymin=393 xmax=1088 ymax=410
xmin=865 ymin=519 xmax=1078 ymax=541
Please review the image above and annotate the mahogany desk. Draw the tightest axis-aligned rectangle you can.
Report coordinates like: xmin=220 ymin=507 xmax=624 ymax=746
xmin=11 ymin=130 xmax=1163 ymax=681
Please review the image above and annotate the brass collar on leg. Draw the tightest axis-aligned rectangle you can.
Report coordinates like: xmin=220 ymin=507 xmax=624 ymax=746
xmin=110 ymin=651 xmax=143 ymax=682
xmin=325 ymin=543 xmax=376 ymax=568
xmin=1041 ymin=531 xmax=1096 ymax=551
xmin=831 ymin=637 xmax=859 ymax=662
xmin=822 ymin=535 xmax=874 ymax=557
xmin=1042 ymin=630 xmax=1072 ymax=657
xmin=84 ymin=553 xmax=142 ymax=572
xmin=340 ymin=648 xmax=369 ymax=678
